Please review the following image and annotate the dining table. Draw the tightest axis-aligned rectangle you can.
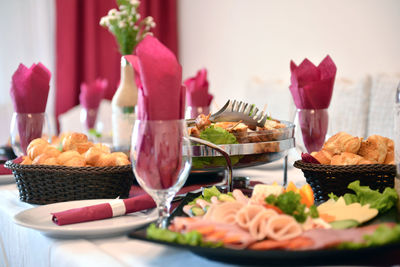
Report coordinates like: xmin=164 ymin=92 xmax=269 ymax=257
xmin=0 ymin=158 xmax=306 ymax=267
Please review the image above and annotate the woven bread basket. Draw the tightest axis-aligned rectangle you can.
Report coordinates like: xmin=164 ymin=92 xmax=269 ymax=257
xmin=293 ymin=160 xmax=396 ymax=203
xmin=5 ymin=160 xmax=134 ymax=205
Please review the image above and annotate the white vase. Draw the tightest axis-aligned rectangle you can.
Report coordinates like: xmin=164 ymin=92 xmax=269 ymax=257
xmin=111 ymin=56 xmax=137 ymax=152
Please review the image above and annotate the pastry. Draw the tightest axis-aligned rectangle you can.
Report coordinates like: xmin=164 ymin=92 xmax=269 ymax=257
xmin=62 ymin=133 xmax=93 ymax=154
xmin=311 ymin=150 xmax=333 ymax=165
xmin=358 ymin=135 xmax=388 ymax=164
xmin=84 ymin=147 xmax=105 ymax=166
xmin=323 ymin=132 xmax=362 ymax=155
xmin=64 ymin=157 xmax=86 ymax=167
xmin=93 ymin=143 xmax=111 ymax=154
xmin=27 ymin=142 xmax=49 ymax=160
xmin=21 ymin=156 xmax=32 ymax=165
xmin=330 ymin=152 xmax=367 ymax=165
xmin=57 ymin=151 xmax=83 ymax=165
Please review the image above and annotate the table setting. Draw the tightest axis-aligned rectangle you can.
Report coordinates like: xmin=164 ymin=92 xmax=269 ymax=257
xmin=1 ymin=1 xmax=400 ymax=267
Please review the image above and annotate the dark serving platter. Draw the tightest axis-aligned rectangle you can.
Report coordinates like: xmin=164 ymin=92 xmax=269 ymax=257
xmin=129 ymin=192 xmax=400 ymax=266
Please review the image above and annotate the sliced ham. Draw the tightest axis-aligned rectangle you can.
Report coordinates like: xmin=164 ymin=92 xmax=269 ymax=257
xmin=248 ymin=209 xmax=278 ymax=240
xmin=235 ymin=204 xmax=266 ymax=230
xmin=265 ymin=214 xmax=303 ymax=241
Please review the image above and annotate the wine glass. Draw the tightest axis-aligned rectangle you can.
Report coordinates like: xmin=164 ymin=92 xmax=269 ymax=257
xmin=130 ymin=119 xmax=192 ymax=228
xmin=10 ymin=112 xmax=52 ymax=156
xmin=292 ymin=108 xmax=329 ymax=154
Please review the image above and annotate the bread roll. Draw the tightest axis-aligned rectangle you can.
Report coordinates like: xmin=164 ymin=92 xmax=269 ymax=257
xmin=311 ymin=150 xmax=333 ymax=165
xmin=32 ymin=154 xmax=51 ymax=165
xmin=84 ymin=147 xmax=104 ymax=166
xmin=358 ymin=135 xmax=388 ymax=164
xmin=42 ymin=146 xmax=61 ymax=158
xmin=21 ymin=156 xmax=32 ymax=165
xmin=115 ymin=157 xmax=130 ymax=166
xmin=27 ymin=138 xmax=48 ymax=154
xmin=93 ymin=143 xmax=111 ymax=154
xmin=323 ymin=132 xmax=362 ymax=155
xmin=43 ymin=157 xmax=59 ymax=166
xmin=94 ymin=154 xmax=116 ymax=167
xmin=27 ymin=143 xmax=49 ymax=160
xmin=330 ymin=152 xmax=366 ymax=165
xmin=62 ymin=133 xmax=93 ymax=153
xmin=110 ymin=152 xmax=128 ymax=159
xmin=57 ymin=151 xmax=83 ymax=165
xmin=64 ymin=157 xmax=86 ymax=167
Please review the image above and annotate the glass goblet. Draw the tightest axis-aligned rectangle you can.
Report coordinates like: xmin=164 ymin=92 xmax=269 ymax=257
xmin=293 ymin=108 xmax=329 ymax=154
xmin=10 ymin=112 xmax=52 ymax=156
xmin=130 ymin=119 xmax=192 ymax=228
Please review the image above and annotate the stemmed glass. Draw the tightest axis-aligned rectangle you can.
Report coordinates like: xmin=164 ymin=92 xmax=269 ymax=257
xmin=130 ymin=119 xmax=192 ymax=228
xmin=10 ymin=112 xmax=52 ymax=156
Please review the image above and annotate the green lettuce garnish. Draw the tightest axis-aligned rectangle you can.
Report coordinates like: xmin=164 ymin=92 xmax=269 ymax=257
xmin=328 ymin=181 xmax=398 ymax=214
xmin=338 ymin=224 xmax=400 ymax=249
xmin=265 ymin=191 xmax=319 ymax=223
xmin=192 ymin=156 xmax=241 ymax=169
xmin=146 ymin=224 xmax=222 ymax=247
xmin=199 ymin=125 xmax=238 ymax=145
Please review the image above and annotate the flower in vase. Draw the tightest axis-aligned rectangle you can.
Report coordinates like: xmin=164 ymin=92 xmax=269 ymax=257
xmin=100 ymin=0 xmax=156 ymax=55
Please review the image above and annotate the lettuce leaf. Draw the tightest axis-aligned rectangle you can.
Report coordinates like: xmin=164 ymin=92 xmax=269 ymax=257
xmin=338 ymin=224 xmax=400 ymax=249
xmin=199 ymin=125 xmax=238 ymax=145
xmin=329 ymin=181 xmax=398 ymax=214
xmin=146 ymin=223 xmax=222 ymax=247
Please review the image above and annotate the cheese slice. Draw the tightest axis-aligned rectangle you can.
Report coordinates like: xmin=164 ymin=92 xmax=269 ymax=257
xmin=317 ymin=197 xmax=378 ymax=224
xmin=250 ymin=184 xmax=284 ymax=205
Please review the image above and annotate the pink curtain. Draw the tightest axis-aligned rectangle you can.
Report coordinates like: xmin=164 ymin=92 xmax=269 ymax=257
xmin=55 ymin=0 xmax=178 ymax=130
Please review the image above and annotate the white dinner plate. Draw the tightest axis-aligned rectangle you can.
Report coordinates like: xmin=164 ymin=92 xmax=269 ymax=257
xmin=14 ymin=199 xmax=157 ymax=238
xmin=0 ymin=174 xmax=15 ymax=184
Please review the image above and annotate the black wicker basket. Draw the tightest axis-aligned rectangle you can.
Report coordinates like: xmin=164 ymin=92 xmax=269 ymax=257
xmin=293 ymin=160 xmax=396 ymax=203
xmin=5 ymin=160 xmax=134 ymax=205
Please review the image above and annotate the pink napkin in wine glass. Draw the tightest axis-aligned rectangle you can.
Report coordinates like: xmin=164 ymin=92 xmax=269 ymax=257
xmin=0 ymin=164 xmax=12 ymax=175
xmin=79 ymin=78 xmax=107 ymax=129
xmin=10 ymin=63 xmax=51 ymax=113
xmin=184 ymin=68 xmax=213 ymax=107
xmin=135 ymin=35 xmax=185 ymax=120
xmin=289 ymin=56 xmax=337 ymax=153
xmin=133 ymin=36 xmax=186 ymax=190
xmin=9 ymin=63 xmax=51 ymax=154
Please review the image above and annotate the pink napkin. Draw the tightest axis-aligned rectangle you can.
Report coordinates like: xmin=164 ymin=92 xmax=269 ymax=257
xmin=136 ymin=36 xmax=185 ymax=120
xmin=79 ymin=78 xmax=107 ymax=129
xmin=289 ymin=56 xmax=337 ymax=153
xmin=184 ymin=68 xmax=213 ymax=107
xmin=134 ymin=36 xmax=186 ymax=190
xmin=52 ymin=194 xmax=155 ymax=226
xmin=10 ymin=63 xmax=51 ymax=154
xmin=51 ymin=177 xmax=224 ymax=226
xmin=301 ymin=153 xmax=321 ymax=164
xmin=124 ymin=55 xmax=142 ymax=89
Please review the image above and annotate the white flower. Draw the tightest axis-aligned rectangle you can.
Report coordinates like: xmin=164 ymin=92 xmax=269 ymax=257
xmin=108 ymin=9 xmax=117 ymax=16
xmin=118 ymin=21 xmax=126 ymax=28
xmin=136 ymin=13 xmax=141 ymax=20
xmin=119 ymin=5 xmax=126 ymax=10
xmin=130 ymin=0 xmax=139 ymax=5
xmin=133 ymin=25 xmax=139 ymax=31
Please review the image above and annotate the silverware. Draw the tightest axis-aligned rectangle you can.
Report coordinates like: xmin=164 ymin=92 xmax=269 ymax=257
xmin=187 ymin=100 xmax=270 ymax=128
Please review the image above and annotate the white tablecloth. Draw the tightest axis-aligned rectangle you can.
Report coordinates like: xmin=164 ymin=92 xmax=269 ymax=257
xmin=0 ymin=161 xmax=305 ymax=267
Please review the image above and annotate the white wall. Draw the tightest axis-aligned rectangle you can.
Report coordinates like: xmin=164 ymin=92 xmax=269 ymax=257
xmin=179 ymin=0 xmax=400 ymax=121
xmin=0 ymin=0 xmax=55 ymax=145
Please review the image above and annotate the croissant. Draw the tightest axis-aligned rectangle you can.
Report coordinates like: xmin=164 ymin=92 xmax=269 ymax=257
xmin=94 ymin=153 xmax=130 ymax=167
xmin=323 ymin=132 xmax=362 ymax=155
xmin=84 ymin=147 xmax=105 ymax=166
xmin=57 ymin=151 xmax=83 ymax=165
xmin=330 ymin=152 xmax=373 ymax=165
xmin=21 ymin=156 xmax=32 ymax=165
xmin=93 ymin=143 xmax=111 ymax=154
xmin=27 ymin=138 xmax=48 ymax=154
xmin=62 ymin=133 xmax=93 ymax=154
xmin=64 ymin=157 xmax=86 ymax=167
xmin=358 ymin=135 xmax=388 ymax=164
xmin=311 ymin=150 xmax=333 ymax=165
xmin=32 ymin=154 xmax=58 ymax=166
xmin=383 ymin=137 xmax=394 ymax=164
xmin=27 ymin=143 xmax=49 ymax=160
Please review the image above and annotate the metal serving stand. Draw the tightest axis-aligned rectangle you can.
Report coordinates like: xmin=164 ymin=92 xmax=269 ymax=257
xmin=189 ymin=121 xmax=295 ymax=190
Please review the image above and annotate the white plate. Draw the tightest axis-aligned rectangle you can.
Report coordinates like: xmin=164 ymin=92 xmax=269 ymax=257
xmin=14 ymin=199 xmax=157 ymax=238
xmin=0 ymin=174 xmax=15 ymax=184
